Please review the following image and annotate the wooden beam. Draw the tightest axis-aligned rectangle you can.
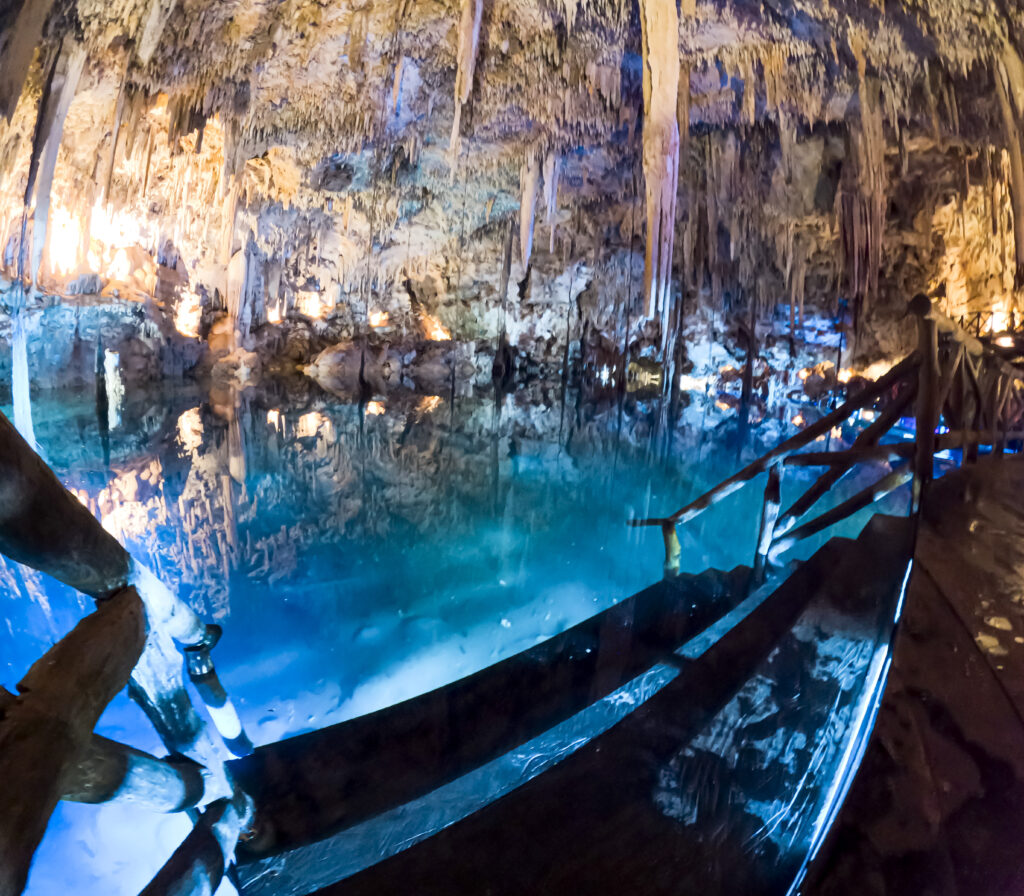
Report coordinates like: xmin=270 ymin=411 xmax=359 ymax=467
xmin=0 ymin=411 xmax=130 ymax=598
xmin=774 ymin=381 xmax=916 ymax=538
xmin=770 ymin=468 xmax=914 ymax=561
xmin=0 ymin=588 xmax=145 ymax=896
xmin=0 ymin=689 xmax=208 ymax=813
xmin=139 ymin=791 xmax=252 ymax=896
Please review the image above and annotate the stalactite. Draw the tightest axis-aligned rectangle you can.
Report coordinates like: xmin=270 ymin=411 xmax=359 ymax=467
xmin=639 ymin=0 xmax=680 ymax=319
xmin=995 ymin=58 xmax=1024 ymax=289
xmin=7 ymin=39 xmax=85 ymax=446
xmin=136 ymin=0 xmax=180 ymax=65
xmin=841 ymin=56 xmax=887 ymax=325
xmin=542 ymin=151 xmax=560 ymax=253
xmin=448 ymin=0 xmax=483 ymax=163
xmin=519 ymin=146 xmax=541 ymax=269
xmin=0 ymin=0 xmax=56 ymax=121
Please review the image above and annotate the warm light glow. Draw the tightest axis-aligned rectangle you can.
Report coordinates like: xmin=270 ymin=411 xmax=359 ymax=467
xmin=416 ymin=395 xmax=442 ymax=414
xmin=297 ymin=411 xmax=326 ymax=438
xmin=297 ymin=291 xmax=327 ymax=319
xmin=266 ymin=409 xmax=282 ymax=429
xmin=174 ymin=287 xmax=202 ymax=338
xmin=109 ymin=248 xmax=132 ymax=282
xmin=369 ymin=310 xmax=390 ymax=328
xmin=797 ymin=368 xmax=811 ymax=381
xmin=715 ymin=400 xmax=731 ymax=411
xmin=995 ymin=335 xmax=1016 ymax=348
xmin=48 ymin=206 xmax=82 ymax=276
xmin=419 ymin=309 xmax=451 ymax=341
xmin=838 ymin=368 xmax=853 ymax=383
xmin=365 ymin=400 xmax=386 ymax=416
xmin=267 ymin=301 xmax=284 ymax=324
xmin=176 ymin=408 xmax=203 ymax=453
xmin=861 ymin=409 xmax=877 ymax=422
xmin=990 ymin=309 xmax=1009 ymax=334
xmin=792 ymin=414 xmax=805 ymax=426
xmin=45 ymin=198 xmax=159 ymax=289
xmin=856 ymin=360 xmax=896 ymax=381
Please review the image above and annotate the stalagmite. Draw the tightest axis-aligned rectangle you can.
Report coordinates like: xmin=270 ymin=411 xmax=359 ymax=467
xmin=520 ymin=146 xmax=541 ymax=269
xmin=639 ymin=0 xmax=681 ymax=319
xmin=449 ymin=0 xmax=483 ymax=162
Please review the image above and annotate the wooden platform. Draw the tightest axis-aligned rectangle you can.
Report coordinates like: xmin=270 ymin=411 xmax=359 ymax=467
xmin=807 ymin=456 xmax=1024 ymax=895
xmin=235 ymin=515 xmax=913 ymax=896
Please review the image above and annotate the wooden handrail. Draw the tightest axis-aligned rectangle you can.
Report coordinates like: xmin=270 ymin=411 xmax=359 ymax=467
xmin=629 ymin=352 xmax=920 ymax=529
xmin=634 ymin=296 xmax=1024 ymax=581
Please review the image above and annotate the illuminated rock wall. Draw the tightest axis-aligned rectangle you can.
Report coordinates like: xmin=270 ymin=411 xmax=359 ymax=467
xmin=0 ymin=0 xmax=1023 ymax=389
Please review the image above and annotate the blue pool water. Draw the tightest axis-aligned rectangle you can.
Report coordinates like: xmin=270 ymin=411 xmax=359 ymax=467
xmin=0 ymin=381 xmax=909 ymax=894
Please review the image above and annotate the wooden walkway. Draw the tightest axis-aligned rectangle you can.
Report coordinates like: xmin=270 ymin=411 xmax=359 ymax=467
xmin=236 ymin=515 xmax=913 ymax=896
xmin=807 ymin=456 xmax=1024 ymax=895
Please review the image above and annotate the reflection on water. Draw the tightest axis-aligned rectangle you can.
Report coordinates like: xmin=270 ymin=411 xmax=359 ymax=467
xmin=0 ymin=377 xmax=903 ymax=894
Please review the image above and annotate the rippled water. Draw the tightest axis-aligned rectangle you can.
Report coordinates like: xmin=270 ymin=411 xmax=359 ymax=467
xmin=0 ymin=378 xmax=908 ymax=894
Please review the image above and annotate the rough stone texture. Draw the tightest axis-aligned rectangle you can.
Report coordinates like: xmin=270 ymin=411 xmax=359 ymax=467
xmin=0 ymin=0 xmax=1022 ymax=384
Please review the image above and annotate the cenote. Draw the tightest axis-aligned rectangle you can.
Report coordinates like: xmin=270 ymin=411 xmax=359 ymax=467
xmin=4 ymin=1 xmax=1024 ymax=894
xmin=2 ymin=367 xmax=915 ymax=895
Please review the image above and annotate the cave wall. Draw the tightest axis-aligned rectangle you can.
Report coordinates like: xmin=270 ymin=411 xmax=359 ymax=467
xmin=0 ymin=0 xmax=1023 ymax=391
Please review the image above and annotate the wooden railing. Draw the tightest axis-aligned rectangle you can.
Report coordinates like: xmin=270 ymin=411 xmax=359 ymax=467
xmin=631 ymin=295 xmax=1024 ymax=585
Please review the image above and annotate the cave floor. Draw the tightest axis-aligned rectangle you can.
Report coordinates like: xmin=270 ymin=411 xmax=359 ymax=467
xmin=807 ymin=456 xmax=1024 ymax=896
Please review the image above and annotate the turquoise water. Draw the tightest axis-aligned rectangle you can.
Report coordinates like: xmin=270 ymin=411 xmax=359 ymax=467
xmin=0 ymin=380 xmax=909 ymax=894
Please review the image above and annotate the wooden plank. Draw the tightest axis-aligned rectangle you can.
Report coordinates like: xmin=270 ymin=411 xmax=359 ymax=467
xmin=0 ymin=588 xmax=145 ymax=896
xmin=232 ymin=566 xmax=751 ymax=859
xmin=784 ymin=443 xmax=915 ymax=467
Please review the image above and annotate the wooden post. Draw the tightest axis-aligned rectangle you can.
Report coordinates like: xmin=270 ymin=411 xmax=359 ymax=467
xmin=910 ymin=294 xmax=939 ymax=510
xmin=140 ymin=790 xmax=252 ymax=896
xmin=753 ymin=463 xmax=782 ymax=585
xmin=661 ymin=522 xmax=681 ymax=577
xmin=0 ymin=411 xmax=130 ymax=598
xmin=0 ymin=410 xmax=245 ymax=779
xmin=0 ymin=411 xmax=205 ymax=644
xmin=1 ymin=691 xmax=209 ymax=812
xmin=0 ymin=588 xmax=146 ymax=896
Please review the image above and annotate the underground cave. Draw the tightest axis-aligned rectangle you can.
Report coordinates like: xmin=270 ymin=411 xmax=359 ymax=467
xmin=3 ymin=0 xmax=1024 ymax=894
